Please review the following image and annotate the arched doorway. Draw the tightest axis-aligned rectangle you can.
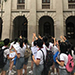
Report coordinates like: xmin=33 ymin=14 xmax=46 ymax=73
xmin=0 ymin=18 xmax=3 ymax=39
xmin=66 ymin=16 xmax=75 ymax=46
xmin=39 ymin=16 xmax=54 ymax=37
xmin=13 ymin=15 xmax=28 ymax=39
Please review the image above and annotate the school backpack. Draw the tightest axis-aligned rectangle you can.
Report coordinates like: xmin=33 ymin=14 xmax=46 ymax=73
xmin=24 ymin=45 xmax=32 ymax=58
xmin=40 ymin=49 xmax=53 ymax=75
xmin=46 ymin=50 xmax=54 ymax=67
xmin=0 ymin=47 xmax=8 ymax=68
xmin=65 ymin=54 xmax=74 ymax=72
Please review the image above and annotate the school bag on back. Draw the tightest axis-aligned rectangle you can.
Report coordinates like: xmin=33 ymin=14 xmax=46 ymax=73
xmin=0 ymin=47 xmax=8 ymax=68
xmin=65 ymin=54 xmax=74 ymax=72
xmin=46 ymin=50 xmax=53 ymax=67
xmin=40 ymin=49 xmax=53 ymax=75
xmin=24 ymin=45 xmax=32 ymax=58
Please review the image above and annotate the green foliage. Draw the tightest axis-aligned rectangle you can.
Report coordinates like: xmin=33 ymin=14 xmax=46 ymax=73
xmin=0 ymin=41 xmax=4 ymax=48
xmin=4 ymin=0 xmax=7 ymax=2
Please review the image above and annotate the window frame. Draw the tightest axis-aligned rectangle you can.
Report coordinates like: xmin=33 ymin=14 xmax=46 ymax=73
xmin=17 ymin=0 xmax=25 ymax=9
xmin=68 ymin=0 xmax=75 ymax=3
xmin=17 ymin=0 xmax=25 ymax=4
xmin=42 ymin=0 xmax=50 ymax=9
xmin=42 ymin=0 xmax=50 ymax=3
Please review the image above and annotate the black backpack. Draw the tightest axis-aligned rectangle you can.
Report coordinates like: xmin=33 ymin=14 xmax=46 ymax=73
xmin=46 ymin=50 xmax=53 ymax=67
xmin=0 ymin=47 xmax=8 ymax=68
xmin=41 ymin=50 xmax=53 ymax=75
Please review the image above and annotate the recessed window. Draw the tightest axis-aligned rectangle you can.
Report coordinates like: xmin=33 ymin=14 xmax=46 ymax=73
xmin=42 ymin=0 xmax=50 ymax=9
xmin=68 ymin=0 xmax=75 ymax=9
xmin=17 ymin=0 xmax=25 ymax=9
xmin=66 ymin=22 xmax=75 ymax=39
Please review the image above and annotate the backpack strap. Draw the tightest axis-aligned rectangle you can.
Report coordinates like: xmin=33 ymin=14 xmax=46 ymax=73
xmin=2 ymin=47 xmax=8 ymax=52
xmin=40 ymin=50 xmax=45 ymax=64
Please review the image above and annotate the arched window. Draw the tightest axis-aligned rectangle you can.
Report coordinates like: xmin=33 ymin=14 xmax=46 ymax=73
xmin=17 ymin=0 xmax=25 ymax=9
xmin=68 ymin=0 xmax=75 ymax=9
xmin=66 ymin=22 xmax=75 ymax=39
xmin=42 ymin=0 xmax=50 ymax=9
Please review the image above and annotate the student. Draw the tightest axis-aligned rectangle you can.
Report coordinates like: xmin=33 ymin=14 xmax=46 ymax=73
xmin=16 ymin=39 xmax=26 ymax=75
xmin=32 ymin=39 xmax=46 ymax=75
xmin=29 ymin=33 xmax=38 ymax=74
xmin=8 ymin=46 xmax=16 ymax=75
xmin=9 ymin=38 xmax=19 ymax=49
xmin=23 ymin=38 xmax=29 ymax=75
xmin=56 ymin=42 xmax=70 ymax=75
xmin=1 ymin=38 xmax=10 ymax=75
xmin=8 ymin=38 xmax=19 ymax=74
xmin=29 ymin=40 xmax=38 ymax=74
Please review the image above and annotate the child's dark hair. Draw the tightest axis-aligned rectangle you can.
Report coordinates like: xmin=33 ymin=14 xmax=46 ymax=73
xmin=34 ymin=40 xmax=37 ymax=46
xmin=51 ymin=39 xmax=54 ymax=43
xmin=37 ymin=39 xmax=43 ymax=48
xmin=24 ymin=38 xmax=28 ymax=44
xmin=45 ymin=41 xmax=49 ymax=47
xmin=19 ymin=39 xmax=23 ymax=48
xmin=42 ymin=36 xmax=48 ymax=43
xmin=60 ymin=42 xmax=67 ymax=54
xmin=14 ymin=38 xmax=18 ymax=44
xmin=4 ymin=38 xmax=10 ymax=46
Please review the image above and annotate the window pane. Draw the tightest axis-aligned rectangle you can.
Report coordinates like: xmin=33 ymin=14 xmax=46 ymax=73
xmin=47 ymin=0 xmax=50 ymax=2
xmin=42 ymin=0 xmax=46 ymax=2
xmin=18 ymin=0 xmax=25 ymax=4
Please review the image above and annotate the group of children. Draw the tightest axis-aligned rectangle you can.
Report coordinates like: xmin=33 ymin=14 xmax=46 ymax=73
xmin=0 ymin=33 xmax=75 ymax=75
xmin=29 ymin=33 xmax=75 ymax=75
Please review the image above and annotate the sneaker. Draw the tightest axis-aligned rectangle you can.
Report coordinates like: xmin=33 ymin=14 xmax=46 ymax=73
xmin=51 ymin=72 xmax=54 ymax=75
xmin=8 ymin=71 xmax=12 ymax=75
xmin=12 ymin=69 xmax=16 ymax=73
xmin=22 ymin=69 xmax=25 ymax=74
xmin=29 ymin=70 xmax=33 ymax=74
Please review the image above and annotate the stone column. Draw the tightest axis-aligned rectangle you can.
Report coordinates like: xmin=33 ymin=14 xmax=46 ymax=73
xmin=56 ymin=0 xmax=64 ymax=40
xmin=28 ymin=0 xmax=36 ymax=43
xmin=2 ymin=0 xmax=11 ymax=40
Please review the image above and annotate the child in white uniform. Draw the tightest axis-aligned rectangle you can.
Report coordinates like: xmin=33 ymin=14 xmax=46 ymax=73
xmin=8 ymin=46 xmax=16 ymax=75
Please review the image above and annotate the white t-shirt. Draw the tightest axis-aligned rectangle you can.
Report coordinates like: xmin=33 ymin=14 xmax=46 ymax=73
xmin=59 ymin=53 xmax=68 ymax=69
xmin=2 ymin=46 xmax=10 ymax=58
xmin=18 ymin=44 xmax=26 ymax=57
xmin=9 ymin=52 xmax=16 ymax=58
xmin=36 ymin=48 xmax=46 ymax=65
xmin=52 ymin=46 xmax=58 ymax=55
xmin=31 ymin=46 xmax=38 ymax=59
xmin=49 ymin=42 xmax=54 ymax=51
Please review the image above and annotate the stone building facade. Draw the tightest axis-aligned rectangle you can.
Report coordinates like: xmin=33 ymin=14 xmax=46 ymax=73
xmin=0 ymin=0 xmax=75 ymax=45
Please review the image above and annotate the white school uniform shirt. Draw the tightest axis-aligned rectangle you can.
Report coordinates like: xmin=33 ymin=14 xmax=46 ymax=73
xmin=36 ymin=48 xmax=46 ymax=65
xmin=31 ymin=42 xmax=34 ymax=47
xmin=59 ymin=53 xmax=68 ymax=69
xmin=31 ymin=46 xmax=38 ymax=59
xmin=18 ymin=44 xmax=26 ymax=57
xmin=52 ymin=46 xmax=58 ymax=55
xmin=42 ymin=44 xmax=47 ymax=59
xmin=49 ymin=42 xmax=54 ymax=51
xmin=2 ymin=46 xmax=10 ymax=58
xmin=13 ymin=42 xmax=20 ymax=52
xmin=9 ymin=52 xmax=16 ymax=58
